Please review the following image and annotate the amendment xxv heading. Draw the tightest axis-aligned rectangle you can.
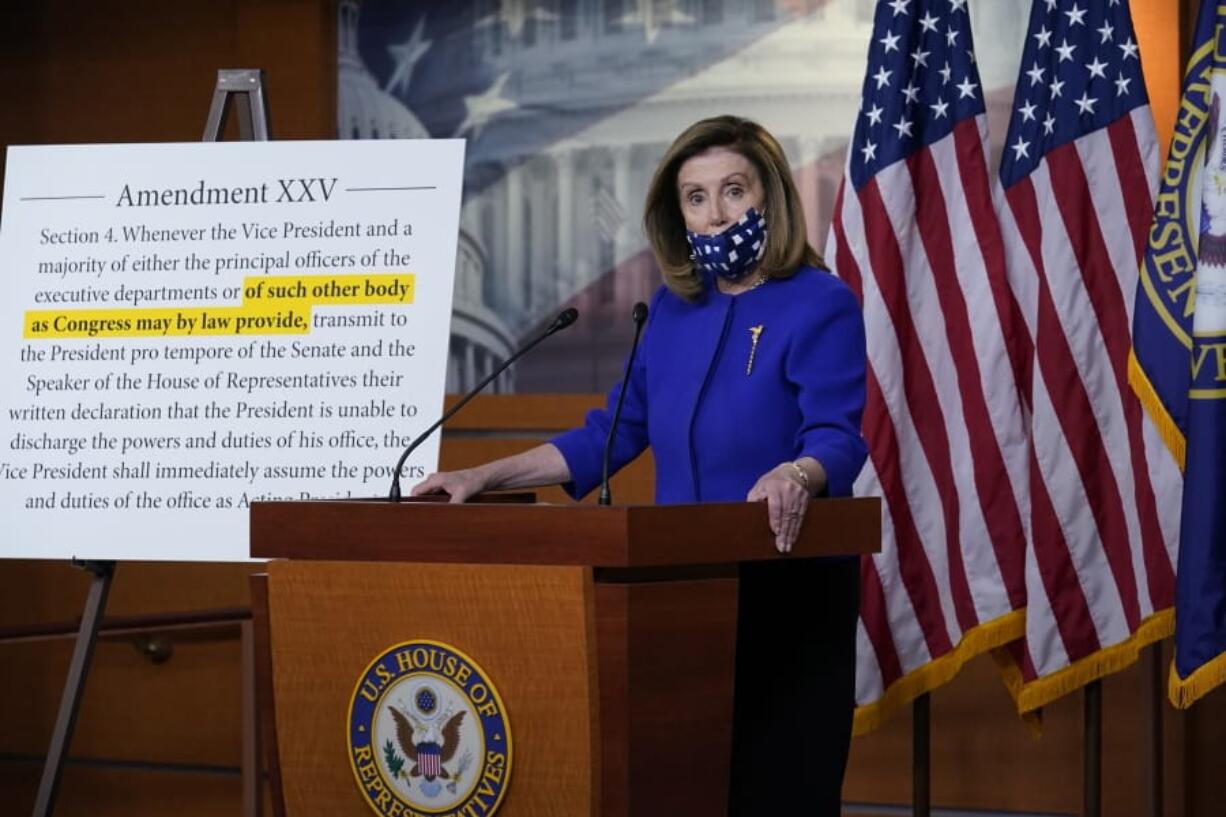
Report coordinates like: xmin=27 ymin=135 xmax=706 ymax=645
xmin=115 ymin=177 xmax=338 ymax=207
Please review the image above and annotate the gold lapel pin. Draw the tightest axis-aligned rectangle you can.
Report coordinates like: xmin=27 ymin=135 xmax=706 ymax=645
xmin=747 ymin=325 xmax=764 ymax=375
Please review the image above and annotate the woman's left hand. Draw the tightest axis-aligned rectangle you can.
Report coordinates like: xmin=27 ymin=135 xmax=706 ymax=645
xmin=747 ymin=462 xmax=812 ymax=554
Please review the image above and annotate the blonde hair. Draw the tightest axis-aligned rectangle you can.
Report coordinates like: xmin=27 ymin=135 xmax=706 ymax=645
xmin=643 ymin=115 xmax=824 ymax=299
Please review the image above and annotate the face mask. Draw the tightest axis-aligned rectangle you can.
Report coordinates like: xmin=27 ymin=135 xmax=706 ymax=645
xmin=685 ymin=207 xmax=768 ymax=283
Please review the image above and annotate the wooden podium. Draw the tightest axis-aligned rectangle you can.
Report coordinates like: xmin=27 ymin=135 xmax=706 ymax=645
xmin=250 ymin=498 xmax=880 ymax=817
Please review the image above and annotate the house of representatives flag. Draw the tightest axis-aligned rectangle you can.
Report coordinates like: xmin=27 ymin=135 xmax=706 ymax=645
xmin=995 ymin=0 xmax=1181 ymax=712
xmin=826 ymin=0 xmax=1031 ymax=731
xmin=1131 ymin=0 xmax=1226 ymax=708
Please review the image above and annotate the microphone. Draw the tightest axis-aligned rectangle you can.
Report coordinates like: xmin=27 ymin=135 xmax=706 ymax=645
xmin=598 ymin=301 xmax=649 ymax=506
xmin=387 ymin=307 xmax=579 ymax=502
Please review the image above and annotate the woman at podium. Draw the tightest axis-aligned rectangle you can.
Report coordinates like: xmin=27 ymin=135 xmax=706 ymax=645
xmin=414 ymin=115 xmax=867 ymax=814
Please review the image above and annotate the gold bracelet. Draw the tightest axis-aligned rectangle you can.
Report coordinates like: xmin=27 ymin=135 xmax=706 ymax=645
xmin=786 ymin=461 xmax=810 ymax=494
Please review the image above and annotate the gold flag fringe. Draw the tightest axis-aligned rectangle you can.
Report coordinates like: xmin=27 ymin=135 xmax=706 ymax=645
xmin=852 ymin=610 xmax=1025 ymax=736
xmin=994 ymin=609 xmax=1173 ymax=716
xmin=1127 ymin=350 xmax=1186 ymax=470
xmin=1169 ymin=649 xmax=1226 ymax=708
xmin=988 ymin=649 xmax=1044 ymax=738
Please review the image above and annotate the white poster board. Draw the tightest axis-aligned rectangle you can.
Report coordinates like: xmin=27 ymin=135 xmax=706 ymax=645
xmin=0 ymin=139 xmax=465 ymax=561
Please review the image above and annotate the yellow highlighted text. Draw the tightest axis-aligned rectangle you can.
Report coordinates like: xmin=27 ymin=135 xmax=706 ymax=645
xmin=24 ymin=273 xmax=415 ymax=339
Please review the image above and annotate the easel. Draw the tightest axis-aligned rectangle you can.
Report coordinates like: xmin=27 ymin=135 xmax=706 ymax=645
xmin=31 ymin=69 xmax=271 ymax=817
xmin=203 ymin=68 xmax=271 ymax=141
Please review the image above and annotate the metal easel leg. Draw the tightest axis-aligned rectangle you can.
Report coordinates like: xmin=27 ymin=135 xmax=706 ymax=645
xmin=202 ymin=69 xmax=271 ymax=142
xmin=31 ymin=560 xmax=116 ymax=817
xmin=241 ymin=620 xmax=260 ymax=817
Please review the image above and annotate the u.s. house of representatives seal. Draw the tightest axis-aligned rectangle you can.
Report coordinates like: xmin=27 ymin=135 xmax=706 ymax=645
xmin=348 ymin=640 xmax=512 ymax=817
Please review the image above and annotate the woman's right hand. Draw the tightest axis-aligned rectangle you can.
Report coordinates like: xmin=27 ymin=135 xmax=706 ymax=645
xmin=410 ymin=467 xmax=489 ymax=503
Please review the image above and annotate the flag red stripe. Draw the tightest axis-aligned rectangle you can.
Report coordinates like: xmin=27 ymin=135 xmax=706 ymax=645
xmin=1105 ymin=117 xmax=1177 ymax=610
xmin=1106 ymin=115 xmax=1156 ymax=263
xmin=953 ymin=119 xmax=1034 ymax=406
xmin=910 ymin=143 xmax=1028 ymax=611
xmin=831 ymin=183 xmax=863 ymax=303
xmin=1004 ymin=177 xmax=1104 ymax=662
xmin=1020 ymin=639 xmax=1038 ymax=681
xmin=860 ymin=177 xmax=978 ymax=634
xmin=1005 ymin=635 xmax=1042 ymax=682
xmin=1028 ymin=444 xmax=1103 ymax=668
xmin=1034 ymin=277 xmax=1141 ymax=638
xmin=1142 ymin=470 xmax=1176 ymax=610
xmin=859 ymin=552 xmax=904 ymax=686
xmin=1046 ymin=142 xmax=1145 ymax=411
xmin=831 ymin=181 xmax=954 ymax=658
xmin=863 ymin=366 xmax=955 ymax=656
xmin=1021 ymin=195 xmax=1141 ymax=635
xmin=1047 ymin=145 xmax=1153 ymax=629
xmin=830 ymin=183 xmax=907 ymax=679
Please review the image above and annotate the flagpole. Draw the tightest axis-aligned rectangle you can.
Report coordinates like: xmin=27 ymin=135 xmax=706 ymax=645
xmin=1084 ymin=681 xmax=1103 ymax=817
xmin=912 ymin=694 xmax=931 ymax=817
xmin=1146 ymin=644 xmax=1164 ymax=817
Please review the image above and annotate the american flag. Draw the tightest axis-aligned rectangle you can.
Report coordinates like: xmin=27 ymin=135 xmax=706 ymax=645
xmin=826 ymin=0 xmax=1031 ymax=730
xmin=995 ymin=0 xmax=1180 ymax=711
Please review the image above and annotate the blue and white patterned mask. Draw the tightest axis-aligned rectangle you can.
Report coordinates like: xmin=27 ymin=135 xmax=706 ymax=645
xmin=685 ymin=207 xmax=768 ymax=283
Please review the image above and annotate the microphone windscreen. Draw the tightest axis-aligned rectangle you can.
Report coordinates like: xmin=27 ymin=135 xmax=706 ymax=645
xmin=632 ymin=302 xmax=648 ymax=323
xmin=551 ymin=307 xmax=579 ymax=333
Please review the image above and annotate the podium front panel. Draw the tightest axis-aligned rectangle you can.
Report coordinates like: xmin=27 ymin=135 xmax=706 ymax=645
xmin=264 ymin=560 xmax=598 ymax=817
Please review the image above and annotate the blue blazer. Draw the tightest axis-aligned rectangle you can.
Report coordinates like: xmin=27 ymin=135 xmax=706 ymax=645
xmin=552 ymin=266 xmax=868 ymax=503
